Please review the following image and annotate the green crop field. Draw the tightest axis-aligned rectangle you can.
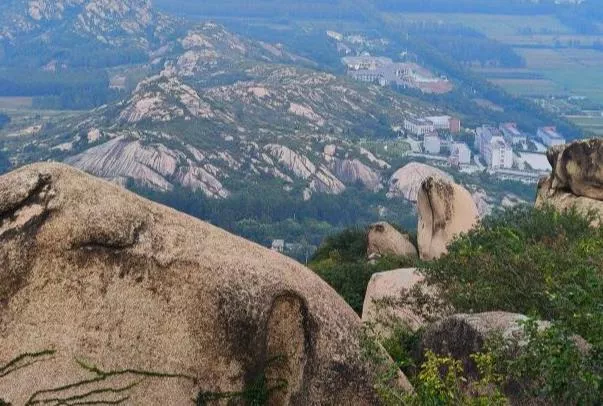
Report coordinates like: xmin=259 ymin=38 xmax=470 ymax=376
xmin=0 ymin=97 xmax=33 ymax=109
xmin=382 ymin=13 xmax=571 ymax=38
xmin=568 ymin=115 xmax=603 ymax=135
xmin=490 ymin=79 xmax=565 ymax=97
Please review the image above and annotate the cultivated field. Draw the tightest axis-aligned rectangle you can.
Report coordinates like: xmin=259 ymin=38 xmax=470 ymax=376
xmin=382 ymin=13 xmax=571 ymax=38
xmin=0 ymin=97 xmax=33 ymax=109
xmin=568 ymin=115 xmax=603 ymax=135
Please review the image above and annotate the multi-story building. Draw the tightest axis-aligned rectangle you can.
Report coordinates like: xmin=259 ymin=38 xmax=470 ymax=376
xmin=490 ymin=140 xmax=515 ymax=169
xmin=537 ymin=126 xmax=565 ymax=147
xmin=425 ymin=115 xmax=462 ymax=133
xmin=475 ymin=126 xmax=514 ymax=169
xmin=404 ymin=118 xmax=435 ymax=136
xmin=449 ymin=142 xmax=472 ymax=165
xmin=500 ymin=122 xmax=527 ymax=146
xmin=423 ymin=132 xmax=441 ymax=154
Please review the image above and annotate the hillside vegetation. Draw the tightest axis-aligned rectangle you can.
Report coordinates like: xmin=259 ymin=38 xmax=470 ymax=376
xmin=313 ymin=206 xmax=603 ymax=404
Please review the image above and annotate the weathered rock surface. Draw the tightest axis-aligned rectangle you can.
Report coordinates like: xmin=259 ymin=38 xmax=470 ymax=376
xmin=366 ymin=222 xmax=418 ymax=259
xmin=65 ymin=136 xmax=229 ymax=198
xmin=547 ymin=138 xmax=603 ymax=201
xmin=331 ymin=158 xmax=382 ymax=192
xmin=421 ymin=312 xmax=590 ymax=373
xmin=264 ymin=144 xmax=346 ymax=195
xmin=362 ymin=268 xmax=426 ymax=333
xmin=421 ymin=312 xmax=538 ymax=362
xmin=536 ymin=176 xmax=603 ymax=226
xmin=417 ymin=177 xmax=479 ymax=260
xmin=0 ymin=163 xmax=412 ymax=404
xmin=118 ymin=74 xmax=214 ymax=123
xmin=537 ymin=139 xmax=603 ymax=226
xmin=388 ymin=163 xmax=452 ymax=202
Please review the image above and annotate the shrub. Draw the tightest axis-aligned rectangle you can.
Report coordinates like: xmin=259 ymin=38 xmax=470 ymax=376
xmin=419 ymin=206 xmax=603 ymax=347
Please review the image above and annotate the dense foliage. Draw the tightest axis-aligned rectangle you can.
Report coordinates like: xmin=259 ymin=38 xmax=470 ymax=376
xmin=0 ymin=68 xmax=122 ymax=110
xmin=133 ymin=183 xmax=417 ymax=258
xmin=421 ymin=206 xmax=603 ymax=346
xmin=318 ymin=206 xmax=602 ymax=404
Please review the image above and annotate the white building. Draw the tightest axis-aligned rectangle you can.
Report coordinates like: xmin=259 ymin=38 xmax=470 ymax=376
xmin=490 ymin=140 xmax=515 ymax=169
xmin=425 ymin=115 xmax=452 ymax=131
xmin=424 ymin=133 xmax=441 ymax=154
xmin=500 ymin=122 xmax=527 ymax=146
xmin=537 ymin=126 xmax=565 ymax=147
xmin=404 ymin=118 xmax=435 ymax=136
xmin=271 ymin=240 xmax=285 ymax=253
xmin=450 ymin=142 xmax=472 ymax=165
xmin=475 ymin=126 xmax=514 ymax=169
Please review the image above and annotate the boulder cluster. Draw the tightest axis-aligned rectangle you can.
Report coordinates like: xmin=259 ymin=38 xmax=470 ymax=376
xmin=0 ymin=140 xmax=598 ymax=404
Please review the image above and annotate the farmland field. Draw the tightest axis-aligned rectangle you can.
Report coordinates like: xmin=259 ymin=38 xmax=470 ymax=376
xmin=488 ymin=79 xmax=565 ymax=97
xmin=382 ymin=13 xmax=571 ymax=38
xmin=0 ymin=97 xmax=33 ymax=109
xmin=567 ymin=115 xmax=603 ymax=136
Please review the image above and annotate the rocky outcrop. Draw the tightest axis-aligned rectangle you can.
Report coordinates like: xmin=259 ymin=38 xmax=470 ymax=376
xmin=421 ymin=312 xmax=538 ymax=362
xmin=421 ymin=312 xmax=590 ymax=374
xmin=537 ymin=139 xmax=603 ymax=226
xmin=388 ymin=163 xmax=452 ymax=202
xmin=367 ymin=222 xmax=418 ymax=259
xmin=417 ymin=177 xmax=479 ymax=260
xmin=118 ymin=74 xmax=214 ymax=123
xmin=65 ymin=136 xmax=229 ymax=198
xmin=0 ymin=163 xmax=412 ymax=404
xmin=332 ymin=158 xmax=382 ymax=192
xmin=362 ymin=268 xmax=426 ymax=333
xmin=264 ymin=144 xmax=346 ymax=195
xmin=547 ymin=139 xmax=603 ymax=201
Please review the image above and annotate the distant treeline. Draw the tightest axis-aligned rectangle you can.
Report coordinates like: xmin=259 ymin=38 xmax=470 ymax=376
xmin=404 ymin=22 xmax=525 ymax=68
xmin=155 ymin=0 xmax=372 ymax=21
xmin=0 ymin=69 xmax=122 ymax=110
xmin=131 ymin=182 xmax=417 ymax=248
xmin=0 ymin=40 xmax=148 ymax=69
xmin=156 ymin=0 xmax=602 ymax=35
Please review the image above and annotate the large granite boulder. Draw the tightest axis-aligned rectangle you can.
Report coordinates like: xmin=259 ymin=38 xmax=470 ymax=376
xmin=0 ymin=163 xmax=412 ymax=405
xmin=417 ymin=177 xmax=479 ymax=260
xmin=362 ymin=268 xmax=427 ymax=333
xmin=421 ymin=312 xmax=539 ymax=364
xmin=366 ymin=222 xmax=418 ymax=260
xmin=421 ymin=312 xmax=590 ymax=376
xmin=537 ymin=139 xmax=603 ymax=226
xmin=547 ymin=138 xmax=603 ymax=201
xmin=387 ymin=162 xmax=452 ymax=202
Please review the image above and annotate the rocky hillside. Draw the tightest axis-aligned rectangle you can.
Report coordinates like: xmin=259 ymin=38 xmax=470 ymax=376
xmin=0 ymin=0 xmax=176 ymax=50
xmin=3 ymin=15 xmax=441 ymax=200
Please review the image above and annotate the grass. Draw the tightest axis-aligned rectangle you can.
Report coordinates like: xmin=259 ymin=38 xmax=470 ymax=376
xmin=360 ymin=139 xmax=411 ymax=160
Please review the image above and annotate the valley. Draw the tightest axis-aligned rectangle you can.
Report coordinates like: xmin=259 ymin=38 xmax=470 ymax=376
xmin=0 ymin=0 xmax=600 ymax=259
